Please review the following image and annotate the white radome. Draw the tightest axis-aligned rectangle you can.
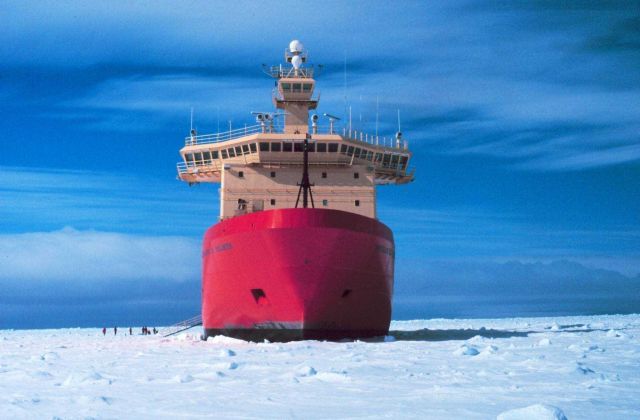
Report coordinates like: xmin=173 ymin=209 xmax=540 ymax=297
xmin=291 ymin=55 xmax=302 ymax=69
xmin=289 ymin=39 xmax=304 ymax=53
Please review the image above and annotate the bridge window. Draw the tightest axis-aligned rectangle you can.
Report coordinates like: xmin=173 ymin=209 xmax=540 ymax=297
xmin=292 ymin=84 xmax=302 ymax=93
xmin=328 ymin=143 xmax=339 ymax=152
xmin=400 ymin=156 xmax=408 ymax=169
xmin=212 ymin=151 xmax=219 ymax=159
xmin=391 ymin=155 xmax=399 ymax=168
xmin=308 ymin=143 xmax=315 ymax=152
xmin=185 ymin=153 xmax=194 ymax=162
xmin=281 ymin=83 xmax=291 ymax=91
xmin=221 ymin=150 xmax=228 ymax=159
xmin=271 ymin=142 xmax=281 ymax=152
xmin=354 ymin=147 xmax=361 ymax=158
xmin=235 ymin=146 xmax=243 ymax=156
xmin=194 ymin=152 xmax=203 ymax=163
xmin=227 ymin=148 xmax=236 ymax=158
xmin=283 ymin=142 xmax=293 ymax=152
xmin=203 ymin=151 xmax=211 ymax=162
xmin=366 ymin=151 xmax=373 ymax=161
xmin=303 ymin=83 xmax=312 ymax=92
xmin=375 ymin=153 xmax=382 ymax=163
xmin=250 ymin=143 xmax=257 ymax=153
xmin=382 ymin=154 xmax=391 ymax=167
xmin=317 ymin=143 xmax=327 ymax=152
xmin=347 ymin=146 xmax=354 ymax=156
xmin=242 ymin=144 xmax=249 ymax=154
xmin=294 ymin=142 xmax=304 ymax=152
xmin=340 ymin=144 xmax=347 ymax=154
xmin=259 ymin=142 xmax=269 ymax=151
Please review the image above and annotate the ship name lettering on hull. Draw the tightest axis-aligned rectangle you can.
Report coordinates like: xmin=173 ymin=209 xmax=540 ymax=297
xmin=202 ymin=242 xmax=233 ymax=257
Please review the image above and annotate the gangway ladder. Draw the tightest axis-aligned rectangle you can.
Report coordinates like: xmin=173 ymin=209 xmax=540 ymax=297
xmin=160 ymin=314 xmax=203 ymax=337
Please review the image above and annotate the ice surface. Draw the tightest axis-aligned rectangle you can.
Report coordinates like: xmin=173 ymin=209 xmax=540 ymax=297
xmin=497 ymin=404 xmax=567 ymax=420
xmin=1 ymin=314 xmax=639 ymax=419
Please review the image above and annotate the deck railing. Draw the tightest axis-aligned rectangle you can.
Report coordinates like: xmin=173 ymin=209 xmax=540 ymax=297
xmin=267 ymin=65 xmax=315 ymax=79
xmin=184 ymin=123 xmax=284 ymax=146
xmin=184 ymin=123 xmax=409 ymax=151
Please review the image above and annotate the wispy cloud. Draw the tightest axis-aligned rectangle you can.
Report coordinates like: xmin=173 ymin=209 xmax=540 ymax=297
xmin=379 ymin=205 xmax=640 ymax=275
xmin=2 ymin=1 xmax=638 ymax=170
xmin=0 ymin=166 xmax=218 ymax=236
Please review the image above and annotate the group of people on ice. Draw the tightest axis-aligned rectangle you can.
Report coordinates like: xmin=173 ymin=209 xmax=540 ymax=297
xmin=101 ymin=326 xmax=158 ymax=336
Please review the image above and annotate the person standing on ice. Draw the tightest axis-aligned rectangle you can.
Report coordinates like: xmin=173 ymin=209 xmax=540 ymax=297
xmin=102 ymin=327 xmax=106 ymax=336
xmin=129 ymin=327 xmax=132 ymax=335
xmin=114 ymin=326 xmax=117 ymax=335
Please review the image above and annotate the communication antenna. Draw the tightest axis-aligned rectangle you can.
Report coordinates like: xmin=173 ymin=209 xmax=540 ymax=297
xmin=359 ymin=94 xmax=362 ymax=127
xmin=375 ymin=96 xmax=379 ymax=137
xmin=396 ymin=109 xmax=403 ymax=148
xmin=189 ymin=108 xmax=197 ymax=144
xmin=343 ymin=51 xmax=348 ymax=124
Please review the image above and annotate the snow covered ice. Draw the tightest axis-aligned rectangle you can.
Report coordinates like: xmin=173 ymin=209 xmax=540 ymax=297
xmin=1 ymin=315 xmax=639 ymax=419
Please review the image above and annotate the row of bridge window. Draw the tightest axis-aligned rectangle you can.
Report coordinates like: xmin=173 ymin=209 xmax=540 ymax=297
xmin=184 ymin=142 xmax=408 ymax=170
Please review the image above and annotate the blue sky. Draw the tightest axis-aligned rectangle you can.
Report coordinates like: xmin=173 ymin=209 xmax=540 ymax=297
xmin=1 ymin=1 xmax=639 ymax=328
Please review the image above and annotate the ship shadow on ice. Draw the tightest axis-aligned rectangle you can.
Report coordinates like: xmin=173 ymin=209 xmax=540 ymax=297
xmin=385 ymin=323 xmax=607 ymax=342
xmin=387 ymin=328 xmax=529 ymax=342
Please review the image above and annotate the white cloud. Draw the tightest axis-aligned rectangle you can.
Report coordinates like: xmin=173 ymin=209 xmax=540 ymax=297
xmin=518 ymin=143 xmax=640 ymax=171
xmin=0 ymin=227 xmax=200 ymax=283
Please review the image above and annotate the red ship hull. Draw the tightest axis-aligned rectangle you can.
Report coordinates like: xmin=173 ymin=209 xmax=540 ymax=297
xmin=201 ymin=208 xmax=394 ymax=341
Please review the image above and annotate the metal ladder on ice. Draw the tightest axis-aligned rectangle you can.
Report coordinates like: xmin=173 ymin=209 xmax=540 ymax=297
xmin=160 ymin=314 xmax=203 ymax=337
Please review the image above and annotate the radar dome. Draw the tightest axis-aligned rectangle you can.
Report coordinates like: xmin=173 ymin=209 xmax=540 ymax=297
xmin=291 ymin=55 xmax=302 ymax=69
xmin=289 ymin=40 xmax=304 ymax=54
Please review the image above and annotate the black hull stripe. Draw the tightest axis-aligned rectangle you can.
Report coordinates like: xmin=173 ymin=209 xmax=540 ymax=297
xmin=204 ymin=328 xmax=387 ymax=342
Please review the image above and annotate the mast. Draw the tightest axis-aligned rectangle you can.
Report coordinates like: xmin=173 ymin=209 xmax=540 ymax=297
xmin=295 ymin=133 xmax=315 ymax=208
xmin=270 ymin=40 xmax=318 ymax=134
